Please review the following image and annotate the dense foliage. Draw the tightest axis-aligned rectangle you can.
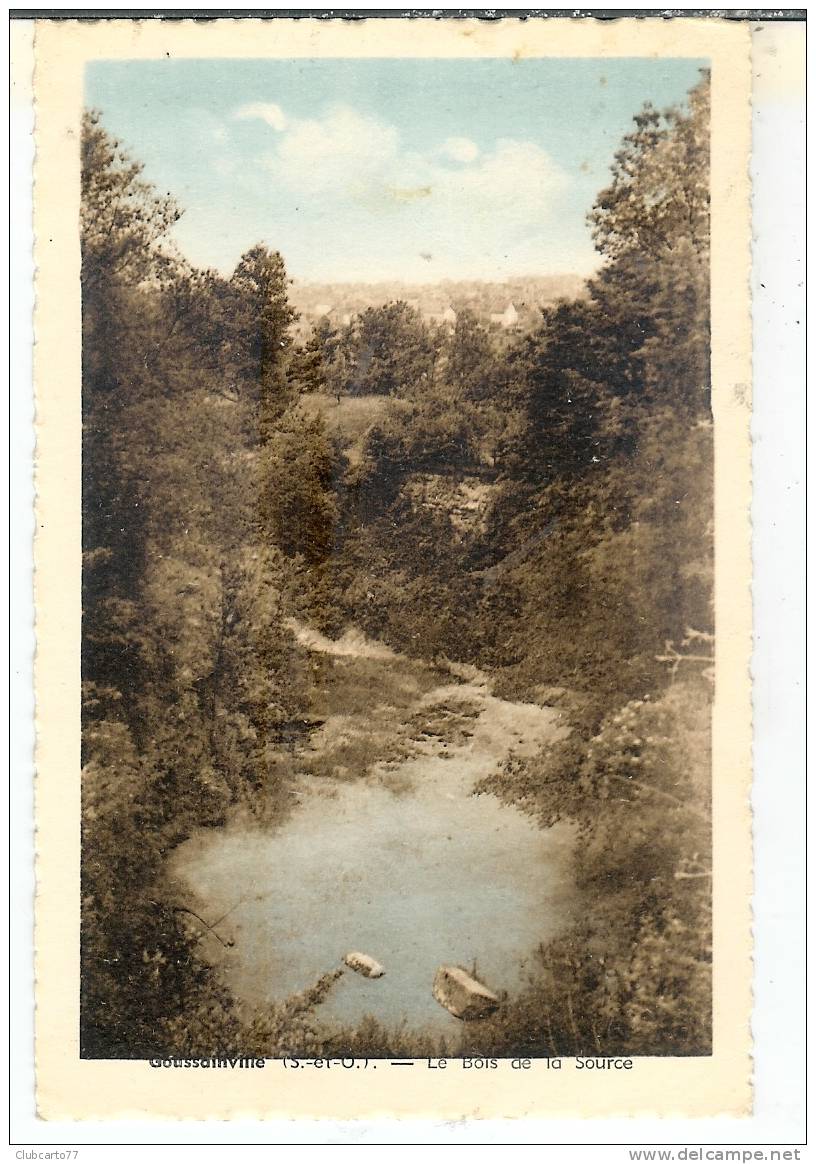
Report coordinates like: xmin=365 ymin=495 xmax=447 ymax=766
xmin=81 ymin=74 xmax=712 ymax=1059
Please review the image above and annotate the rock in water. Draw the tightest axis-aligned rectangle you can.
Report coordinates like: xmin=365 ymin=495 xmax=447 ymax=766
xmin=433 ymin=965 xmax=500 ymax=1020
xmin=344 ymin=951 xmax=385 ymax=979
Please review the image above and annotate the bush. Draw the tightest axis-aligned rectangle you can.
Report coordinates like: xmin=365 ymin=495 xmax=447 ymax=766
xmin=474 ymin=679 xmax=711 ymax=1057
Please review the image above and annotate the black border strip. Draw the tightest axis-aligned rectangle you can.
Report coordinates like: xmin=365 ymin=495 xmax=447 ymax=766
xmin=7 ymin=7 xmax=810 ymax=19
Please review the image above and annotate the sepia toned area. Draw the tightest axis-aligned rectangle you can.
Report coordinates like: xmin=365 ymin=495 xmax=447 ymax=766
xmin=77 ymin=54 xmax=715 ymax=1066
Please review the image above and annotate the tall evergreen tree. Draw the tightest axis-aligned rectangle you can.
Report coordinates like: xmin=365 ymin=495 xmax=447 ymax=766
xmin=228 ymin=244 xmax=299 ymax=439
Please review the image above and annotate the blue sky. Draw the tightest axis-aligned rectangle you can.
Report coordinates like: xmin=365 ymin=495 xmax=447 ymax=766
xmin=87 ymin=57 xmax=706 ymax=284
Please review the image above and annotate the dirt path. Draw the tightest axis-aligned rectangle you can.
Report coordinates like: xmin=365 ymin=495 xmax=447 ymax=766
xmin=287 ymin=616 xmax=566 ymax=785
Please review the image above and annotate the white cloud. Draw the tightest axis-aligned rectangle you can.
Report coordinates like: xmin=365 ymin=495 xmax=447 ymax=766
xmin=220 ymin=101 xmax=575 ymax=280
xmin=234 ymin=101 xmax=288 ymax=131
xmin=431 ymin=139 xmax=567 ymax=224
xmin=272 ymin=106 xmax=400 ymax=194
xmin=261 ymin=106 xmax=566 ymax=220
xmin=440 ymin=136 xmax=479 ymax=164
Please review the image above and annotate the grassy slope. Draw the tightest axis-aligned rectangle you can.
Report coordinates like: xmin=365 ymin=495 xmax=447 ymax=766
xmin=297 ymin=393 xmax=407 ymax=466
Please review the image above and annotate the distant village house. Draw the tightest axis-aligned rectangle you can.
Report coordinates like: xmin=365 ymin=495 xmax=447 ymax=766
xmin=490 ymin=302 xmax=520 ymax=329
xmin=423 ymin=304 xmax=457 ymax=330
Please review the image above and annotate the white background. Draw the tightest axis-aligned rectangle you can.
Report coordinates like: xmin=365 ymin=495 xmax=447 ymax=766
xmin=8 ymin=9 xmax=807 ymax=1157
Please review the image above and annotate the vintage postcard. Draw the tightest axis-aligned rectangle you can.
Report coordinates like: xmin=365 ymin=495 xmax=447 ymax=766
xmin=32 ymin=14 xmax=753 ymax=1121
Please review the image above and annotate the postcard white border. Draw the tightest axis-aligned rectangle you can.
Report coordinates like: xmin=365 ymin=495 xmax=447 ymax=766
xmin=29 ymin=14 xmax=756 ymax=1125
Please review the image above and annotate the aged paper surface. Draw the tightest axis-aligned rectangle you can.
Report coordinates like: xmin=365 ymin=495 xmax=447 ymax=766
xmin=34 ymin=15 xmax=752 ymax=1120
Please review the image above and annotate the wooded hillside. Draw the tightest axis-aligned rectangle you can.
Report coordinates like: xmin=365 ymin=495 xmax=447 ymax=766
xmin=81 ymin=74 xmax=712 ymax=1059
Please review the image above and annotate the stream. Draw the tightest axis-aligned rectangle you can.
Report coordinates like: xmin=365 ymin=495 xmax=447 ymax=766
xmin=168 ymin=624 xmax=580 ymax=1041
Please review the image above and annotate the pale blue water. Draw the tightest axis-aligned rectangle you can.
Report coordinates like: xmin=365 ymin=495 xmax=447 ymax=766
xmin=170 ymin=740 xmax=579 ymax=1038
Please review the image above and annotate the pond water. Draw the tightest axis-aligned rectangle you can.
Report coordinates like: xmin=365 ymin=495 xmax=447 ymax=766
xmin=169 ymin=666 xmax=581 ymax=1041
